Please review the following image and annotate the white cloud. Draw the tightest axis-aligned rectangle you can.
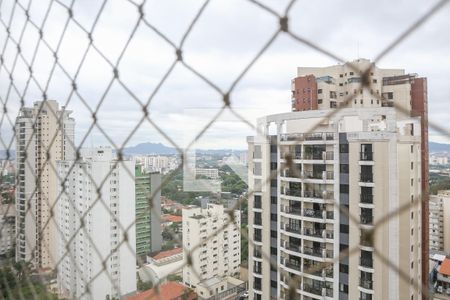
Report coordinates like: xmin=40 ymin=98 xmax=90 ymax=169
xmin=0 ymin=0 xmax=449 ymax=150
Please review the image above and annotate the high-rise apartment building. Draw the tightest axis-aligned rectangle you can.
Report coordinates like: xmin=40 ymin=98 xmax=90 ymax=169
xmin=15 ymin=100 xmax=75 ymax=269
xmin=57 ymin=148 xmax=136 ymax=300
xmin=248 ymin=59 xmax=428 ymax=300
xmin=182 ymin=204 xmax=241 ymax=288
xmin=429 ymin=190 xmax=450 ymax=253
xmin=135 ymin=164 xmax=162 ymax=258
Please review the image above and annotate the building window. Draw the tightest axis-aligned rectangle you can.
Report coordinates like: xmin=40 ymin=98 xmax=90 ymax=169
xmin=340 ymin=184 xmax=349 ymax=194
xmin=318 ymin=89 xmax=322 ymax=94
xmin=340 ymin=164 xmax=349 ymax=173
xmin=271 ymin=196 xmax=277 ymax=204
xmin=340 ymin=144 xmax=349 ymax=153
xmin=339 ymin=263 xmax=349 ymax=274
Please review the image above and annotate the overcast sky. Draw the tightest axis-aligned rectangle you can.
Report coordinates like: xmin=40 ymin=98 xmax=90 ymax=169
xmin=0 ymin=0 xmax=449 ymax=151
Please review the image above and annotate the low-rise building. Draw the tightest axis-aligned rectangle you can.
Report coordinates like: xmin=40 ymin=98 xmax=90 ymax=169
xmin=138 ymin=247 xmax=185 ymax=286
xmin=126 ymin=281 xmax=197 ymax=300
xmin=196 ymin=276 xmax=246 ymax=300
xmin=432 ymin=257 xmax=450 ymax=299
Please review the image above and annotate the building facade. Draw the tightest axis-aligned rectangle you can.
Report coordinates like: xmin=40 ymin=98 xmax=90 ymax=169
xmin=135 ymin=165 xmax=162 ymax=259
xmin=182 ymin=204 xmax=241 ymax=289
xmin=57 ymin=148 xmax=136 ymax=300
xmin=0 ymin=203 xmax=15 ymax=257
xmin=248 ymin=59 xmax=428 ymax=300
xmin=15 ymin=100 xmax=75 ymax=269
xmin=429 ymin=191 xmax=450 ymax=253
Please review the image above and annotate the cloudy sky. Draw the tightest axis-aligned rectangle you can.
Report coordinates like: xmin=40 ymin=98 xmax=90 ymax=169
xmin=0 ymin=0 xmax=449 ymax=151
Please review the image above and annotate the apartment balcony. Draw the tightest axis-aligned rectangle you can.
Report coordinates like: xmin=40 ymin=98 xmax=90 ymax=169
xmin=284 ymin=224 xmax=301 ymax=235
xmin=360 ymin=214 xmax=373 ymax=225
xmin=285 ymin=243 xmax=301 ymax=253
xmin=360 ymin=279 xmax=373 ymax=290
xmin=254 ymin=199 xmax=262 ymax=209
xmin=302 ymin=283 xmax=323 ymax=296
xmin=303 ymin=208 xmax=323 ymax=219
xmin=360 ymin=193 xmax=373 ymax=204
xmin=254 ymin=235 xmax=262 ymax=243
xmin=282 ymin=169 xmax=302 ymax=179
xmin=282 ymin=188 xmax=302 ymax=197
xmin=303 ymin=247 xmax=324 ymax=258
xmin=282 ymin=206 xmax=302 ymax=216
xmin=360 ymin=173 xmax=373 ymax=183
xmin=303 ymin=228 xmax=323 ymax=238
xmin=284 ymin=261 xmax=302 ymax=272
xmin=253 ymin=282 xmax=262 ymax=291
xmin=360 ymin=152 xmax=373 ymax=161
xmin=253 ymin=250 xmax=262 ymax=259
xmin=360 ymin=257 xmax=373 ymax=268
xmin=280 ymin=132 xmax=334 ymax=142
xmin=253 ymin=266 xmax=262 ymax=275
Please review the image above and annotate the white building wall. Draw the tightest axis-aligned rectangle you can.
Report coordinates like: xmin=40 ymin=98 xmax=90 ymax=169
xmin=182 ymin=204 xmax=241 ymax=289
xmin=57 ymin=148 xmax=136 ymax=300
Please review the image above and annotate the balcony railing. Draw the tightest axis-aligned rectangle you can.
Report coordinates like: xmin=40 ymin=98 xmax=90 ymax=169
xmin=360 ymin=173 xmax=373 ymax=183
xmin=285 ymin=261 xmax=301 ymax=272
xmin=360 ymin=257 xmax=373 ymax=268
xmin=303 ymin=247 xmax=324 ymax=257
xmin=253 ymin=250 xmax=262 ymax=258
xmin=360 ymin=151 xmax=373 ymax=161
xmin=360 ymin=193 xmax=373 ymax=204
xmin=303 ymin=153 xmax=324 ymax=160
xmin=285 ymin=242 xmax=301 ymax=253
xmin=254 ymin=199 xmax=262 ymax=209
xmin=303 ymin=208 xmax=323 ymax=219
xmin=282 ymin=206 xmax=302 ymax=216
xmin=303 ymin=228 xmax=323 ymax=238
xmin=303 ymin=190 xmax=322 ymax=198
xmin=360 ymin=214 xmax=373 ymax=225
xmin=360 ymin=279 xmax=373 ymax=290
xmin=283 ymin=188 xmax=302 ymax=197
xmin=283 ymin=170 xmax=302 ymax=179
xmin=284 ymin=224 xmax=301 ymax=234
xmin=280 ymin=132 xmax=334 ymax=142
xmin=303 ymin=283 xmax=323 ymax=296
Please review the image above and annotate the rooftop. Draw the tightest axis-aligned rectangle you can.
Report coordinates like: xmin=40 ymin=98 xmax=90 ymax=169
xmin=162 ymin=214 xmax=182 ymax=223
xmin=151 ymin=248 xmax=183 ymax=260
xmin=440 ymin=258 xmax=450 ymax=276
xmin=126 ymin=281 xmax=195 ymax=300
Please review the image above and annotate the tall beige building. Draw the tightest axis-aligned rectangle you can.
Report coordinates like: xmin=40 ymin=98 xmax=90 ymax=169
xmin=248 ymin=59 xmax=427 ymax=300
xmin=429 ymin=190 xmax=450 ymax=253
xmin=15 ymin=100 xmax=75 ymax=269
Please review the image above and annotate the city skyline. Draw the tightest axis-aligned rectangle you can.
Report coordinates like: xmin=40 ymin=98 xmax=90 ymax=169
xmin=0 ymin=1 xmax=449 ymax=151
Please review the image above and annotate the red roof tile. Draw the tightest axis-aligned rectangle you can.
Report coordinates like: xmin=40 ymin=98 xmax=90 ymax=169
xmin=152 ymin=248 xmax=183 ymax=260
xmin=162 ymin=214 xmax=182 ymax=223
xmin=441 ymin=258 xmax=450 ymax=276
xmin=127 ymin=282 xmax=196 ymax=300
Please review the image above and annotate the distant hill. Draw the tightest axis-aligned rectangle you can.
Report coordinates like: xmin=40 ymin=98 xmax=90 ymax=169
xmin=121 ymin=142 xmax=245 ymax=156
xmin=122 ymin=142 xmax=178 ymax=155
xmin=429 ymin=142 xmax=450 ymax=153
